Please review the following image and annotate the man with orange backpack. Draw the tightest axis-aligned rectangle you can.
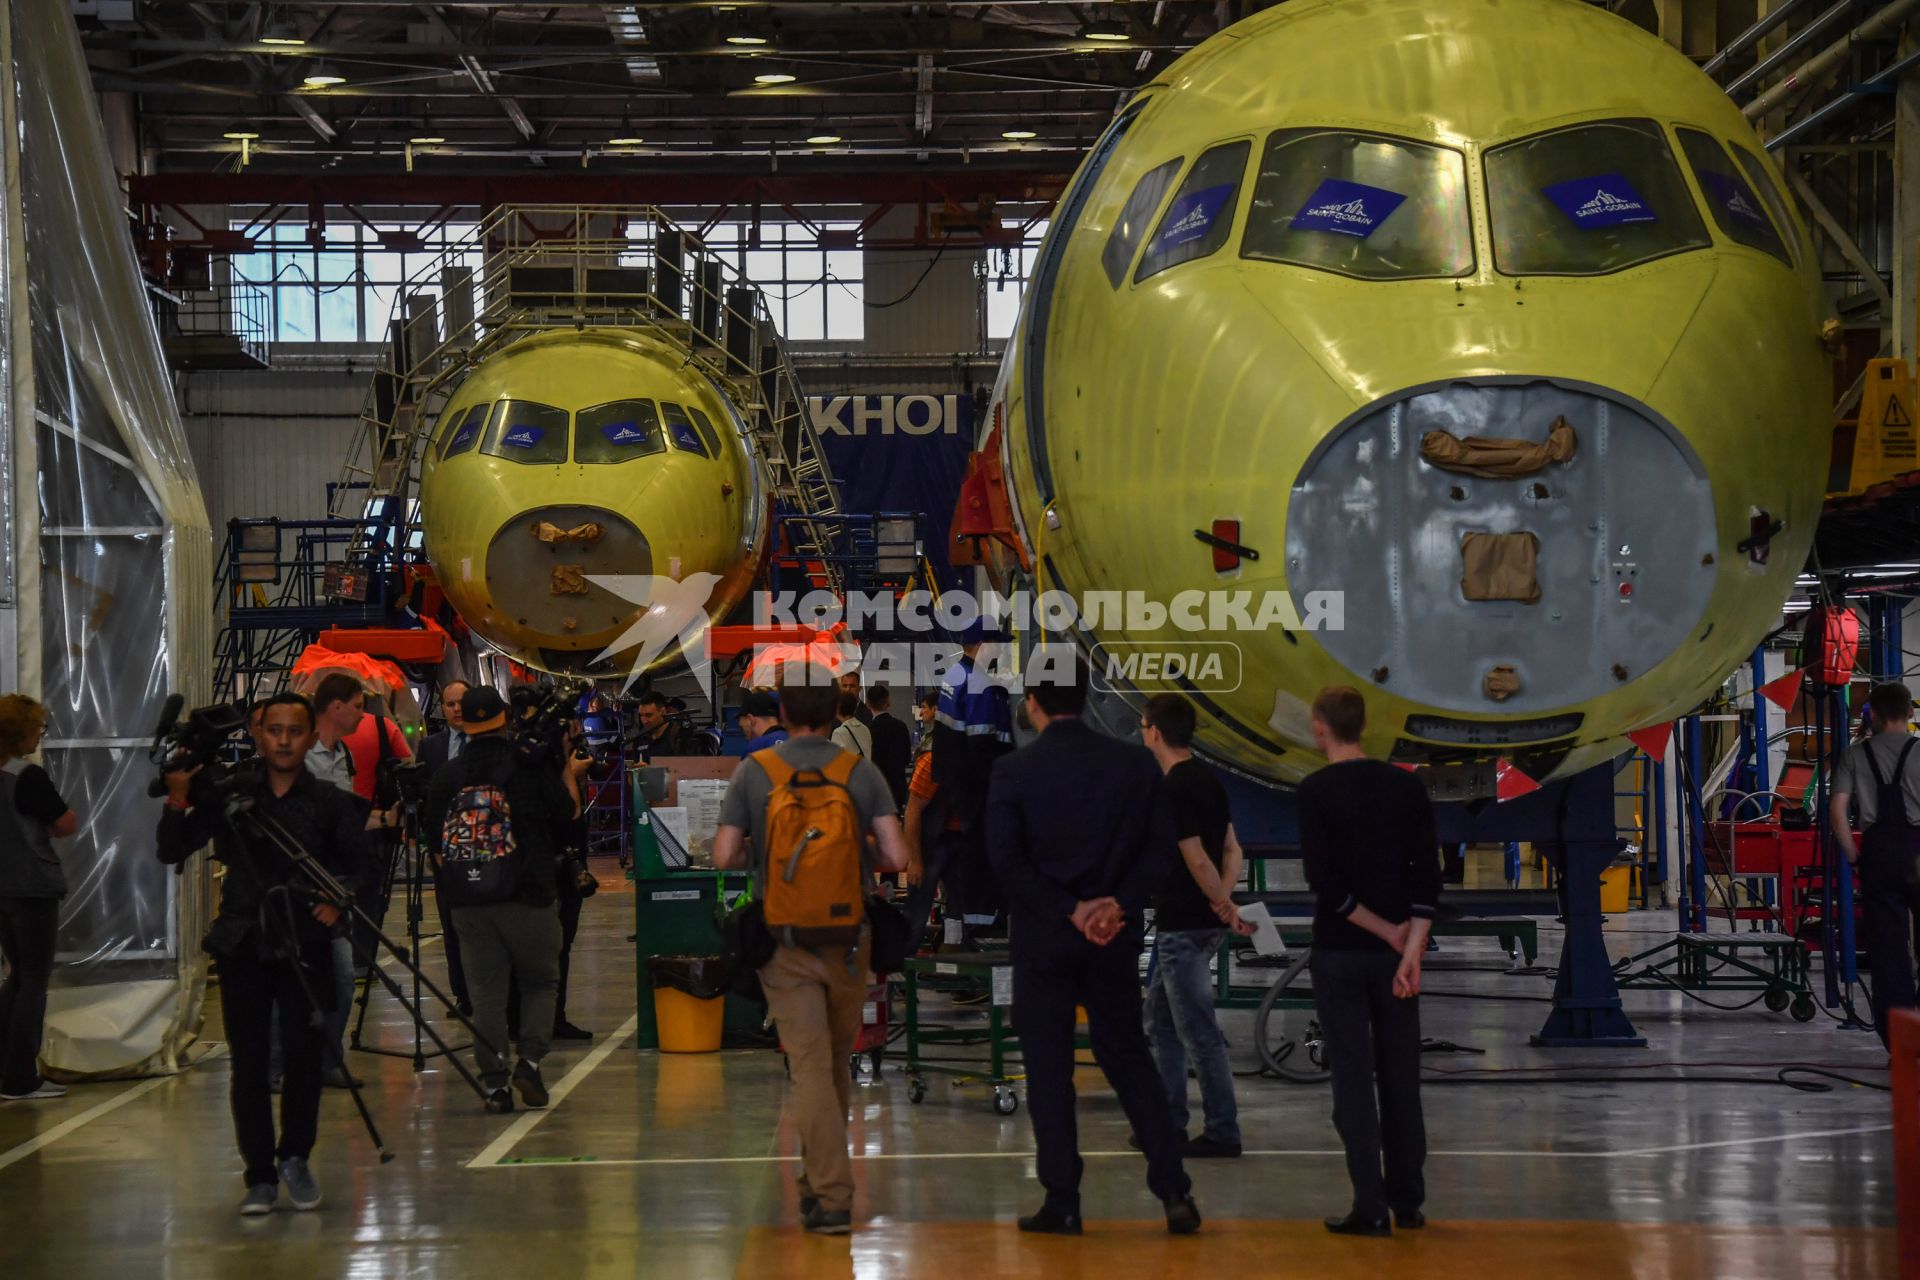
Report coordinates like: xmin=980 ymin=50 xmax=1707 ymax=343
xmin=713 ymin=664 xmax=910 ymax=1236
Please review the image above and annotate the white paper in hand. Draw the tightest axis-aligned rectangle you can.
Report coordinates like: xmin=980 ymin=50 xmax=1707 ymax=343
xmin=1238 ymin=901 xmax=1286 ymax=957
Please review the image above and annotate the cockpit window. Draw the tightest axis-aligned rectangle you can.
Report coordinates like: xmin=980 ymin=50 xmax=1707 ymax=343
xmin=574 ymin=399 xmax=665 ymax=464
xmin=661 ymin=402 xmax=711 ymax=457
xmin=438 ymin=401 xmax=490 ymax=460
xmin=483 ymin=399 xmax=570 ymax=464
xmin=1728 ymin=142 xmax=1802 ymax=266
xmin=1486 ymin=118 xmax=1711 ymax=276
xmin=687 ymin=405 xmax=725 ymax=457
xmin=1241 ymin=130 xmax=1473 ymax=280
xmin=1102 ymin=158 xmax=1183 ymax=287
xmin=1676 ymin=128 xmax=1792 ymax=267
xmin=1135 ymin=140 xmax=1251 ymax=283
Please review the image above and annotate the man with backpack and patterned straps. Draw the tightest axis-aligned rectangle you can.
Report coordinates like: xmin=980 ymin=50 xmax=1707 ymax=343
xmin=424 ymin=685 xmax=587 ymax=1113
xmin=713 ymin=663 xmax=910 ymax=1236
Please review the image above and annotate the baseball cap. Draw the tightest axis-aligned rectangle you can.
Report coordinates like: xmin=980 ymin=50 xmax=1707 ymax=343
xmin=460 ymin=686 xmax=509 ymax=733
xmin=740 ymin=689 xmax=781 ymax=719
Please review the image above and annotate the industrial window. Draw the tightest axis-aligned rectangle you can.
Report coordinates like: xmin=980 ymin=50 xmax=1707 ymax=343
xmin=687 ymin=405 xmax=725 ymax=457
xmin=1241 ymin=131 xmax=1474 ymax=280
xmin=437 ymin=401 xmax=490 ymax=461
xmin=482 ymin=399 xmax=570 ymax=465
xmin=1485 ymin=118 xmax=1711 ymax=276
xmin=228 ymin=218 xmax=483 ymax=345
xmin=1728 ymin=143 xmax=1802 ymax=266
xmin=1675 ymin=129 xmax=1792 ymax=267
xmin=1102 ymin=158 xmax=1184 ymax=287
xmin=574 ymin=399 xmax=665 ymax=464
xmin=661 ymin=402 xmax=711 ymax=457
xmin=984 ymin=220 xmax=1049 ymax=341
xmin=1136 ymin=140 xmax=1252 ymax=283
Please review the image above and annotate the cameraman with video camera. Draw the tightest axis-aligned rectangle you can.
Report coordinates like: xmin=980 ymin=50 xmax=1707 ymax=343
xmin=425 ymin=686 xmax=586 ymax=1113
xmin=156 ymin=692 xmax=369 ymax=1216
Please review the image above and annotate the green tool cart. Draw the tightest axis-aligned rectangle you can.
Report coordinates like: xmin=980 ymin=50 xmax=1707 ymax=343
xmin=627 ymin=761 xmax=764 ymax=1049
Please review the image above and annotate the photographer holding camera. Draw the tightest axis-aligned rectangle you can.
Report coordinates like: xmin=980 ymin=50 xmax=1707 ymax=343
xmin=156 ymin=692 xmax=369 ymax=1215
xmin=424 ymin=686 xmax=586 ymax=1113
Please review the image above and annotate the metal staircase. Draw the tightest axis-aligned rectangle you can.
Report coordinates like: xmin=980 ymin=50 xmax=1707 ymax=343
xmin=328 ymin=204 xmax=850 ymax=587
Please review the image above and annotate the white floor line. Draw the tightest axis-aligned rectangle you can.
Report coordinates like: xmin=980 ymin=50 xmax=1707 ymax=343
xmin=0 ymin=1077 xmax=172 ymax=1173
xmin=474 ymin=1124 xmax=1893 ymax=1170
xmin=465 ymin=1013 xmax=639 ymax=1170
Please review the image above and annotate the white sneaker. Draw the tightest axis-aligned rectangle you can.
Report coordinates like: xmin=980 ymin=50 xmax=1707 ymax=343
xmin=0 ymin=1081 xmax=67 ymax=1101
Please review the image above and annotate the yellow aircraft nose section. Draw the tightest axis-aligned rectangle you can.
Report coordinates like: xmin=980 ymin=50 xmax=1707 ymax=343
xmin=1286 ymin=379 xmax=1716 ymax=742
xmin=480 ymin=504 xmax=652 ymax=649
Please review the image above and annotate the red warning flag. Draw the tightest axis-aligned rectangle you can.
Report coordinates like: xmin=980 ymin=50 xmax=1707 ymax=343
xmin=1495 ymin=758 xmax=1540 ymax=801
xmin=1759 ymin=668 xmax=1805 ymax=712
xmin=1627 ymin=722 xmax=1674 ymax=758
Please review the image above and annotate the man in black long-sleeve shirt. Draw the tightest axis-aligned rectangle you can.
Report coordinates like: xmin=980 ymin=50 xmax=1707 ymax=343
xmin=1298 ymin=685 xmax=1443 ymax=1238
xmin=156 ymin=692 xmax=368 ymax=1216
xmin=985 ymin=649 xmax=1199 ymax=1237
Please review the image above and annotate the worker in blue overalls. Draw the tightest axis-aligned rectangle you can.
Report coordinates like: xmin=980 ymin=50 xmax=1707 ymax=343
xmin=1829 ymin=681 xmax=1920 ymax=1049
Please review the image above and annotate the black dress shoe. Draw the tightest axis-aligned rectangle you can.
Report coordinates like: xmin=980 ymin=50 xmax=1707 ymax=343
xmin=1017 ymin=1204 xmax=1083 ymax=1235
xmin=1324 ymin=1212 xmax=1391 ymax=1237
xmin=1164 ymin=1195 xmax=1202 ymax=1236
xmin=551 ymin=1021 xmax=593 ymax=1041
xmin=1183 ymin=1135 xmax=1242 ymax=1159
xmin=1394 ymin=1209 xmax=1426 ymax=1230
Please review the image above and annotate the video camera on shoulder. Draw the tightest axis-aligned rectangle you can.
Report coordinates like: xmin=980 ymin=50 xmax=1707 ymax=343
xmin=146 ymin=693 xmax=258 ymax=802
xmin=512 ymin=679 xmax=591 ymax=768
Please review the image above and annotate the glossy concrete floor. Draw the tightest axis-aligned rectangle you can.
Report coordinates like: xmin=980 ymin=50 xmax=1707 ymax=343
xmin=0 ymin=878 xmax=1899 ymax=1279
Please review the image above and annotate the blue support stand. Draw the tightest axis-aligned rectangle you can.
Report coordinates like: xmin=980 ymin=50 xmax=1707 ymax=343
xmin=1431 ymin=763 xmax=1645 ymax=1048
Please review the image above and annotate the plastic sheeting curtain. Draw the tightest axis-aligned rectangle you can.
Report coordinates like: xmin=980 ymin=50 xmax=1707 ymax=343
xmin=4 ymin=0 xmax=214 ymax=1076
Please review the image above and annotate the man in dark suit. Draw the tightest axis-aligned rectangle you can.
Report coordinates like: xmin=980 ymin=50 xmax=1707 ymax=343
xmin=417 ymin=680 xmax=471 ymax=1014
xmin=985 ymin=648 xmax=1199 ymax=1236
xmin=418 ymin=680 xmax=470 ymax=775
xmin=863 ymin=684 xmax=912 ymax=812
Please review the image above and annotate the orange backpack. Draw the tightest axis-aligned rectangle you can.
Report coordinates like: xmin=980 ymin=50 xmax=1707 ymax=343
xmin=754 ymin=747 xmax=866 ymax=948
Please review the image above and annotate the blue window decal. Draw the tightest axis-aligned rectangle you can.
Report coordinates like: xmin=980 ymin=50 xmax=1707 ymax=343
xmin=1290 ymin=178 xmax=1408 ymax=239
xmin=667 ymin=420 xmax=703 ymax=452
xmin=1151 ymin=183 xmax=1236 ymax=253
xmin=600 ymin=421 xmax=648 ymax=446
xmin=1542 ymin=173 xmax=1657 ymax=229
xmin=1695 ymin=169 xmax=1766 ymax=227
xmin=449 ymin=422 xmax=480 ymax=450
xmin=502 ymin=426 xmax=545 ymax=449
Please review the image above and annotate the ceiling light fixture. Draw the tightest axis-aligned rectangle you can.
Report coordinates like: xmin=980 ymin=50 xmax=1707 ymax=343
xmin=754 ymin=72 xmax=796 ymax=84
xmin=806 ymin=132 xmax=842 ymax=145
xmin=1084 ymin=19 xmax=1131 ymax=41
xmin=1002 ymin=129 xmax=1036 ymax=140
xmin=301 ymin=63 xmax=346 ymax=87
xmin=223 ymin=130 xmax=261 ymax=140
xmin=410 ymin=135 xmax=445 ymax=145
xmin=609 ymin=135 xmax=646 ymax=146
xmin=259 ymin=12 xmax=304 ymax=45
xmin=726 ymin=34 xmax=768 ymax=46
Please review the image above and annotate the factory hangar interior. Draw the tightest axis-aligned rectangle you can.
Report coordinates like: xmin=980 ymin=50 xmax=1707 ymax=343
xmin=0 ymin=0 xmax=1915 ymax=1275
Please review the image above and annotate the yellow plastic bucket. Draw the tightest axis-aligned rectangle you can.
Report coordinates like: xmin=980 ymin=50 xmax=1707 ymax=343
xmin=653 ymin=986 xmax=725 ymax=1053
xmin=1600 ymin=863 xmax=1632 ymax=915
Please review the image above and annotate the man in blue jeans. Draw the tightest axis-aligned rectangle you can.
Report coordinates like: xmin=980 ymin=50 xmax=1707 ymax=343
xmin=1140 ymin=693 xmax=1253 ymax=1158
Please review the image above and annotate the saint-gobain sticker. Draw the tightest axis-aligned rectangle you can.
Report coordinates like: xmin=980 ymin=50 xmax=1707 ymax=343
xmin=1152 ymin=183 xmax=1237 ymax=252
xmin=601 ymin=421 xmax=648 ymax=445
xmin=450 ymin=422 xmax=480 ymax=450
xmin=502 ymin=425 xmax=546 ymax=449
xmin=668 ymin=420 xmax=704 ymax=452
xmin=1542 ymin=173 xmax=1657 ymax=229
xmin=1696 ymin=170 xmax=1767 ymax=227
xmin=1290 ymin=178 xmax=1408 ymax=239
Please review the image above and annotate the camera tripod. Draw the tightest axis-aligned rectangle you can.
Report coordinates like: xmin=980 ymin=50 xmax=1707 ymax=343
xmin=221 ymin=795 xmax=495 ymax=1159
xmin=347 ymin=796 xmax=470 ymax=1071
